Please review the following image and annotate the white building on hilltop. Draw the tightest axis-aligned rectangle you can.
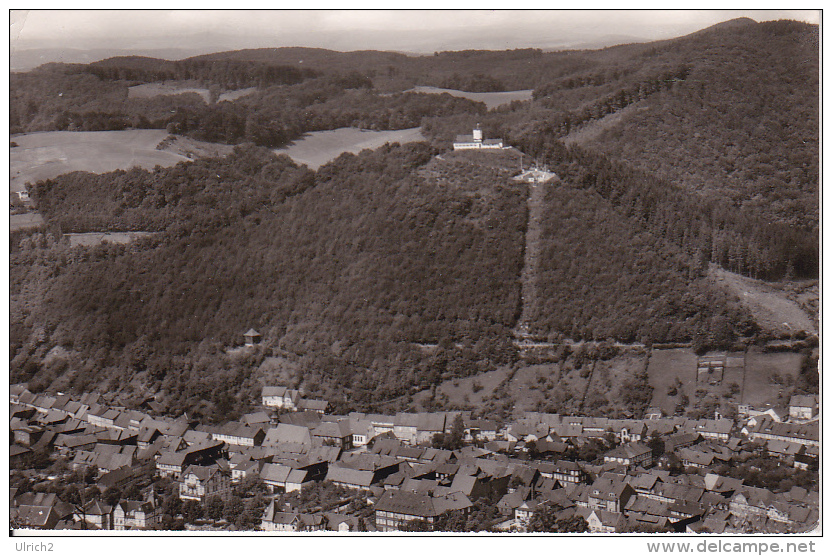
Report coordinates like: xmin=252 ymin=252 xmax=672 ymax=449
xmin=453 ymin=124 xmax=504 ymax=150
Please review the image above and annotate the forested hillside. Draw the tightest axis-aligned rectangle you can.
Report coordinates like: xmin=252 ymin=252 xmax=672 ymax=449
xmin=567 ymin=20 xmax=819 ymax=233
xmin=10 ymin=66 xmax=486 ymax=147
xmin=531 ymin=180 xmax=754 ymax=344
xmin=12 ymin=145 xmax=525 ymax=419
xmin=9 ymin=18 xmax=818 ymax=418
xmin=421 ymin=19 xmax=818 ymax=281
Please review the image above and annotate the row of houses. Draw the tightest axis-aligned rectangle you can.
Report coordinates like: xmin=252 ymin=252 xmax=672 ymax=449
xmin=10 ymin=385 xmax=819 ymax=532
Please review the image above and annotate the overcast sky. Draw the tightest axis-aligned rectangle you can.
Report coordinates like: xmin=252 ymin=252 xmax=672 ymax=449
xmin=10 ymin=9 xmax=821 ymax=56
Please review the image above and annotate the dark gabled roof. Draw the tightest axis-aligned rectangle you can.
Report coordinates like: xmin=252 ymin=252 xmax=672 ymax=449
xmin=264 ymin=424 xmax=312 ymax=446
xmin=749 ymin=420 xmax=819 ymax=442
xmin=19 ymin=391 xmax=37 ymax=405
xmin=325 ymin=466 xmax=374 ymax=487
xmin=262 ymin=501 xmax=299 ymax=525
xmin=678 ymin=448 xmax=715 ymax=466
xmin=589 ymin=474 xmax=633 ymax=501
xmin=298 ymin=399 xmax=329 ymax=411
xmin=182 ymin=464 xmax=225 ymax=482
xmin=312 ymin=420 xmax=351 ymax=439
xmin=692 ymin=419 xmax=733 ymax=435
xmin=375 ymin=490 xmax=441 ymax=518
xmin=606 ymin=441 xmax=652 ymax=460
xmin=156 ymin=450 xmax=188 ymax=467
xmin=81 ymin=499 xmax=113 ymax=516
xmin=396 ymin=446 xmax=425 ymax=460
xmin=338 ymin=452 xmax=400 ymax=472
xmin=417 ymin=412 xmax=446 ymax=433
xmin=261 ymin=463 xmax=293 ymax=484
xmin=394 ymin=412 xmax=420 ymax=428
xmin=116 ymin=500 xmax=154 ymax=514
xmin=789 ymin=395 xmax=817 ymax=408
xmin=97 ymin=466 xmax=136 ymax=489
xmin=279 ymin=411 xmax=321 ymax=428
xmin=13 ymin=505 xmax=59 ymax=528
xmin=10 ymin=444 xmax=32 ymax=457
xmin=449 ymin=474 xmax=479 ymax=496
xmin=262 ymin=386 xmax=287 ymax=397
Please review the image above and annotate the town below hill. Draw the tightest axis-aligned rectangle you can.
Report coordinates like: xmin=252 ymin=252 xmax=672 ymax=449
xmin=10 ymin=384 xmax=818 ymax=533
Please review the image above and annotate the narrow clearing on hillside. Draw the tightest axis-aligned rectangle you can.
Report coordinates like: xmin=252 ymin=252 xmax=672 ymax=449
xmin=403 ymin=86 xmax=533 ymax=110
xmin=562 ymin=101 xmax=647 ymax=146
xmin=514 ymin=179 xmax=547 ymax=338
xmin=711 ymin=267 xmax=817 ymax=334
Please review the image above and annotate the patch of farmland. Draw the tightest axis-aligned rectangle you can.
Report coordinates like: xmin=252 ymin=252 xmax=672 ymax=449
xmin=414 ymin=366 xmax=513 ymax=410
xmin=10 ymin=212 xmax=45 ymax=231
xmin=711 ymin=267 xmax=817 ymax=335
xmin=647 ymin=348 xmax=698 ymax=416
xmin=509 ymin=364 xmax=566 ymax=413
xmin=128 ymin=81 xmax=211 ymax=102
xmin=647 ymin=346 xmax=802 ymax=416
xmin=583 ymin=353 xmax=649 ymax=415
xmin=10 ymin=130 xmax=191 ymax=193
xmin=404 ymin=86 xmax=533 ymax=110
xmin=274 ymin=127 xmax=426 ymax=170
xmin=742 ymin=347 xmax=804 ymax=407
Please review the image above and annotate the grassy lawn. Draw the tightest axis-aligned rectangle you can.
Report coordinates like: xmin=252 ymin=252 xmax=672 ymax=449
xmin=10 ymin=130 xmax=189 ymax=193
xmin=274 ymin=127 xmax=426 ymax=170
xmin=584 ymin=353 xmax=649 ymax=415
xmin=419 ymin=350 xmax=649 ymax=418
xmin=647 ymin=348 xmax=698 ymax=416
xmin=427 ymin=365 xmax=513 ymax=408
xmin=128 ymin=81 xmax=211 ymax=103
xmin=10 ymin=212 xmax=45 ymax=231
xmin=405 ymin=86 xmax=533 ymax=110
xmin=742 ymin=347 xmax=804 ymax=407
xmin=648 ymin=346 xmax=806 ymax=415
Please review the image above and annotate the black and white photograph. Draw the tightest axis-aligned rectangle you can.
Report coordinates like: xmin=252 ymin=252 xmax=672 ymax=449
xmin=7 ymin=7 xmax=821 ymax=549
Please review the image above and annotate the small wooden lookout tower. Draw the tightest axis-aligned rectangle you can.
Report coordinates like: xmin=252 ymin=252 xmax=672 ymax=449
xmin=243 ymin=328 xmax=262 ymax=347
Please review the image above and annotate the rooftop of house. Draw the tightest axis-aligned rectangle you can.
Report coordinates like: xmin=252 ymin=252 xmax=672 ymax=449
xmin=788 ymin=395 xmax=818 ymax=408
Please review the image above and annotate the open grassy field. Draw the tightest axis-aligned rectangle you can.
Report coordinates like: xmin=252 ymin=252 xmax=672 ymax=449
xmin=647 ymin=348 xmax=701 ymax=416
xmin=128 ymin=82 xmax=256 ymax=104
xmin=10 ymin=130 xmax=192 ymax=193
xmin=404 ymin=86 xmax=533 ymax=110
xmin=413 ymin=366 xmax=513 ymax=410
xmin=742 ymin=346 xmax=804 ymax=407
xmin=711 ymin=267 xmax=817 ymax=334
xmin=127 ymin=81 xmax=211 ymax=102
xmin=648 ymin=346 xmax=805 ymax=416
xmin=274 ymin=127 xmax=426 ymax=170
xmin=583 ymin=352 xmax=649 ymax=415
xmin=10 ymin=212 xmax=45 ymax=231
xmin=414 ymin=349 xmax=656 ymax=418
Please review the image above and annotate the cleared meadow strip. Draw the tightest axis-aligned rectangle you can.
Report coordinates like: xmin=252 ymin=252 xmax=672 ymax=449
xmin=274 ymin=127 xmax=426 ymax=170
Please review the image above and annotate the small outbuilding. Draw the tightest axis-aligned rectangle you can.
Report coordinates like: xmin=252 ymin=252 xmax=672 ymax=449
xmin=244 ymin=328 xmax=262 ymax=347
